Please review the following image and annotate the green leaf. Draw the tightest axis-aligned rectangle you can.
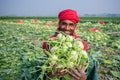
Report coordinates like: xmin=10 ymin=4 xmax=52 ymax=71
xmin=110 ymin=71 xmax=120 ymax=78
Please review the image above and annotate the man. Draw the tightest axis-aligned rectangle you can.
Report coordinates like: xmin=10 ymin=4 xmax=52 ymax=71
xmin=35 ymin=9 xmax=98 ymax=80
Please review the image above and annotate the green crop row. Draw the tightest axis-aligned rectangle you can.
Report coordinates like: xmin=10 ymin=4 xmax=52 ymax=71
xmin=0 ymin=18 xmax=120 ymax=80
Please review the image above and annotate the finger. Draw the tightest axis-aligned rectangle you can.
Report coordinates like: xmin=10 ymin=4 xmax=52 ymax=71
xmin=67 ymin=70 xmax=80 ymax=80
xmin=64 ymin=69 xmax=68 ymax=74
xmin=74 ymin=63 xmax=86 ymax=74
xmin=60 ymin=66 xmax=64 ymax=71
xmin=57 ymin=67 xmax=64 ymax=74
xmin=68 ymin=67 xmax=81 ymax=77
xmin=58 ymin=67 xmax=68 ymax=75
xmin=56 ymin=66 xmax=65 ymax=76
xmin=52 ymin=63 xmax=57 ymax=73
xmin=74 ymin=64 xmax=81 ymax=73
xmin=79 ymin=62 xmax=86 ymax=74
xmin=59 ymin=70 xmax=68 ymax=76
xmin=81 ymin=62 xmax=86 ymax=70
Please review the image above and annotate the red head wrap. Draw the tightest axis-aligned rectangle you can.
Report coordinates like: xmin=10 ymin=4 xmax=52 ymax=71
xmin=58 ymin=9 xmax=79 ymax=23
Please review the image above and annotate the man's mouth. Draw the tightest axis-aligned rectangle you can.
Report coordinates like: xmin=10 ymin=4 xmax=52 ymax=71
xmin=58 ymin=29 xmax=72 ymax=35
xmin=64 ymin=30 xmax=71 ymax=34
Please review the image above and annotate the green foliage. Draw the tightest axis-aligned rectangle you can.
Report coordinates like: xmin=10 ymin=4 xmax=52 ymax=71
xmin=0 ymin=17 xmax=120 ymax=80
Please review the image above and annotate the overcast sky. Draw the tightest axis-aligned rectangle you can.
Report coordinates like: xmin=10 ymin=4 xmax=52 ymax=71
xmin=0 ymin=0 xmax=120 ymax=16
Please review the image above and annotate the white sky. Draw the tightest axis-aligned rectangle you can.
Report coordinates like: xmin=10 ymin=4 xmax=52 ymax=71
xmin=0 ymin=0 xmax=120 ymax=16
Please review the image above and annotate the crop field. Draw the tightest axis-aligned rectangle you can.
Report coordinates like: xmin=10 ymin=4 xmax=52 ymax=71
xmin=0 ymin=17 xmax=120 ymax=80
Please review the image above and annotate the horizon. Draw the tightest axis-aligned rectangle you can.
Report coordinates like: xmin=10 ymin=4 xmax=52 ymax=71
xmin=1 ymin=13 xmax=120 ymax=17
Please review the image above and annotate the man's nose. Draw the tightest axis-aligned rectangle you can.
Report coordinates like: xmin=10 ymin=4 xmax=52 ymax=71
xmin=65 ymin=25 xmax=69 ymax=30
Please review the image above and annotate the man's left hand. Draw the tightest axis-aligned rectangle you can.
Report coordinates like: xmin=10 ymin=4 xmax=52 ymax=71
xmin=67 ymin=62 xmax=87 ymax=80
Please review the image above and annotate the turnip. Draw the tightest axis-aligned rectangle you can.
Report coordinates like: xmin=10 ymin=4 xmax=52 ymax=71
xmin=40 ymin=32 xmax=89 ymax=80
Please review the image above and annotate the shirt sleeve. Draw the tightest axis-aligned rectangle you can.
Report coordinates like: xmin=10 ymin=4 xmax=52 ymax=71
xmin=42 ymin=40 xmax=49 ymax=51
xmin=42 ymin=34 xmax=57 ymax=51
xmin=81 ymin=40 xmax=88 ymax=51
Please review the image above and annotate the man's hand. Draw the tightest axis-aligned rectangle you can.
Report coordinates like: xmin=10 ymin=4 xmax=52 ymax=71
xmin=47 ymin=63 xmax=67 ymax=78
xmin=67 ymin=62 xmax=87 ymax=80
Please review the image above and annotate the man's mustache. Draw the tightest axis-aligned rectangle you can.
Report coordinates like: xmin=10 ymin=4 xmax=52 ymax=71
xmin=62 ymin=29 xmax=72 ymax=32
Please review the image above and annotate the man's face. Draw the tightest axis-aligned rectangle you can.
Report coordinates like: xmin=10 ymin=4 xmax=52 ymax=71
xmin=58 ymin=20 xmax=77 ymax=35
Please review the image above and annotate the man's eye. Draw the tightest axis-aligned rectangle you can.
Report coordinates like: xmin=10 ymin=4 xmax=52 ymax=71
xmin=62 ymin=22 xmax=67 ymax=25
xmin=61 ymin=22 xmax=75 ymax=27
xmin=69 ymin=23 xmax=74 ymax=26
